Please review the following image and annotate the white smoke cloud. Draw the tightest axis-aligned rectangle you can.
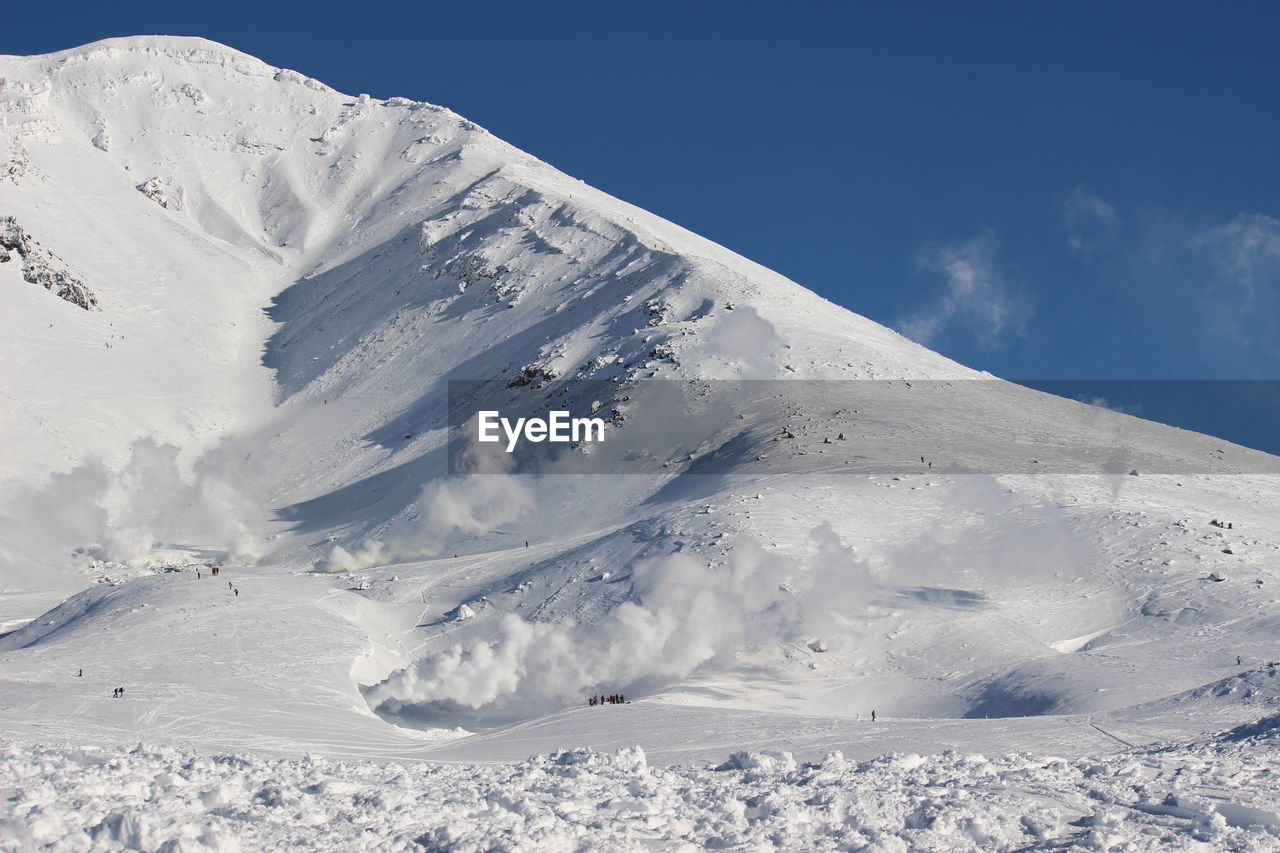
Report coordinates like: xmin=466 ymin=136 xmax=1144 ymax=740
xmin=875 ymin=475 xmax=1098 ymax=588
xmin=322 ymin=429 xmax=537 ymax=572
xmin=795 ymin=520 xmax=875 ymax=649
xmin=363 ymin=523 xmax=874 ymax=718
xmin=0 ymin=463 xmax=111 ymax=583
xmin=683 ymin=306 xmax=782 ymax=378
xmin=0 ymin=436 xmax=270 ymax=590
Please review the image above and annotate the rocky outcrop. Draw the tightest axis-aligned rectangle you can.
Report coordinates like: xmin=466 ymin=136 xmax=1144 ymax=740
xmin=0 ymin=216 xmax=98 ymax=310
xmin=505 ymin=363 xmax=560 ymax=389
xmin=135 ymin=177 xmax=177 ymax=209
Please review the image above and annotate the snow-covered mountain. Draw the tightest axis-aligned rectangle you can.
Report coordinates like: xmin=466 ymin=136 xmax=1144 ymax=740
xmin=2 ymin=37 xmax=1278 ymax=849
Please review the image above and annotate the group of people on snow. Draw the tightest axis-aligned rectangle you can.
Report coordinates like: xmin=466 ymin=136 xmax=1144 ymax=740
xmin=195 ymin=565 xmax=238 ymax=595
xmin=589 ymin=693 xmax=626 ymax=706
xmin=75 ymin=668 xmax=127 ymax=699
xmin=81 ymin=564 xmax=240 ymax=701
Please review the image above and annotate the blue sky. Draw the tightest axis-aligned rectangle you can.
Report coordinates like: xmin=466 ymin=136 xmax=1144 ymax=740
xmin=4 ymin=2 xmax=1278 ymax=444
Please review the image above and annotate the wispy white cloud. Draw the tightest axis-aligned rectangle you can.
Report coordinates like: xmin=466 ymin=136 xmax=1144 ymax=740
xmin=1058 ymin=189 xmax=1279 ymax=369
xmin=1064 ymin=187 xmax=1121 ymax=252
xmin=1127 ymin=211 xmax=1280 ymax=363
xmin=1189 ymin=212 xmax=1280 ymax=360
xmin=898 ymin=231 xmax=1030 ymax=351
xmin=1192 ymin=213 xmax=1280 ymax=302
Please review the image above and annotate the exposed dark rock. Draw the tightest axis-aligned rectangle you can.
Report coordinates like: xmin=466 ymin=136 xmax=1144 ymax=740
xmin=506 ymin=364 xmax=559 ymax=389
xmin=0 ymin=216 xmax=98 ymax=310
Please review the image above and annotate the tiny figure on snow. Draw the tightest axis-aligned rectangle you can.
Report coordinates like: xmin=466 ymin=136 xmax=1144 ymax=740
xmin=1238 ymin=656 xmax=1243 ymax=666
xmin=78 ymin=668 xmax=83 ymax=677
xmin=871 ymin=710 xmax=876 ymax=722
xmin=234 ymin=588 xmax=239 ymax=597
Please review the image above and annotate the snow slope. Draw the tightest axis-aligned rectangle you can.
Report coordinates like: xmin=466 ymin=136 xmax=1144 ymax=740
xmin=2 ymin=36 xmax=1279 ymax=850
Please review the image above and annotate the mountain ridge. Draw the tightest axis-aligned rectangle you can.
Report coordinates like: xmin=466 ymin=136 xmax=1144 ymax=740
xmin=1 ymin=34 xmax=977 ymax=555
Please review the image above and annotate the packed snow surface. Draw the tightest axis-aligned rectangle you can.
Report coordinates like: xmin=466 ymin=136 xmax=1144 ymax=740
xmin=2 ymin=36 xmax=1279 ymax=851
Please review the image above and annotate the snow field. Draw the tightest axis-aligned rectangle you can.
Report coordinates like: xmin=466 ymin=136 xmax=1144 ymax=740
xmin=3 ymin=720 xmax=1279 ymax=852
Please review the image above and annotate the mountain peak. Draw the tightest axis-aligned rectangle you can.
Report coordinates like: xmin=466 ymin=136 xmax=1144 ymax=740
xmin=12 ymin=34 xmax=264 ymax=64
xmin=3 ymin=35 xmax=337 ymax=96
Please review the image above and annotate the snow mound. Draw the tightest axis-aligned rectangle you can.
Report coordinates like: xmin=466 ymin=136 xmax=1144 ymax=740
xmin=4 ymin=729 xmax=1278 ymax=851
